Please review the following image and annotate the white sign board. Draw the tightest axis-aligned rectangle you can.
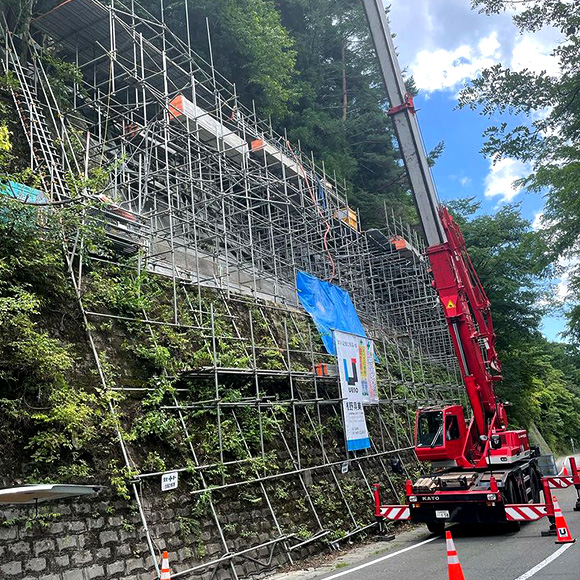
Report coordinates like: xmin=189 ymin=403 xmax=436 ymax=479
xmin=334 ymin=330 xmax=371 ymax=452
xmin=161 ymin=471 xmax=178 ymax=492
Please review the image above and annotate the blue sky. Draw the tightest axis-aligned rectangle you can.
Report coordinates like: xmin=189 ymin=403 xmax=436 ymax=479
xmin=387 ymin=0 xmax=567 ymax=341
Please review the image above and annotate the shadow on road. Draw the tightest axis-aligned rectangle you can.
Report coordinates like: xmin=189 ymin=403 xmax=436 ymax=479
xmin=443 ymin=522 xmax=535 ymax=538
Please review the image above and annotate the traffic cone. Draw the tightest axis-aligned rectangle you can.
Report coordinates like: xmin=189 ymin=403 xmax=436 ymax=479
xmin=160 ymin=551 xmax=171 ymax=579
xmin=552 ymin=496 xmax=576 ymax=544
xmin=562 ymin=465 xmax=569 ymax=476
xmin=446 ymin=531 xmax=466 ymax=580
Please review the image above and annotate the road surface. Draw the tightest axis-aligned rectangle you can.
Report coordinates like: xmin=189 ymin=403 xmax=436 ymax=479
xmin=274 ymin=475 xmax=580 ymax=580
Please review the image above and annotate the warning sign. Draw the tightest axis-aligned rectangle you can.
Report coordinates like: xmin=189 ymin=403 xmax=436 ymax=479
xmin=443 ymin=294 xmax=458 ymax=316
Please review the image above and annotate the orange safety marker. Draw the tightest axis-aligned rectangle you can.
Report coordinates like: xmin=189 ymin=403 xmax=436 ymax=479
xmin=250 ymin=138 xmax=265 ymax=152
xmin=552 ymin=496 xmax=576 ymax=544
xmin=160 ymin=550 xmax=171 ymax=579
xmin=446 ymin=531 xmax=466 ymax=580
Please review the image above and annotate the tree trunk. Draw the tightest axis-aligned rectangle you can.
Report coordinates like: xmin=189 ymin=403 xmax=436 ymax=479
xmin=341 ymin=35 xmax=348 ymax=122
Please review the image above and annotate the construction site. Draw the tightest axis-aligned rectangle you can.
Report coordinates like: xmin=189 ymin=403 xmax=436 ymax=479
xmin=0 ymin=1 xmax=467 ymax=578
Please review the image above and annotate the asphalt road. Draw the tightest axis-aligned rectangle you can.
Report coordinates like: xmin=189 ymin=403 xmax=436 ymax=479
xmin=314 ymin=484 xmax=580 ymax=580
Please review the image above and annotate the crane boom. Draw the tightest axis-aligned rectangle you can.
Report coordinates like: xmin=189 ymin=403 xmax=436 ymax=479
xmin=360 ymin=0 xmax=530 ymax=468
xmin=361 ymin=0 xmax=446 ymax=247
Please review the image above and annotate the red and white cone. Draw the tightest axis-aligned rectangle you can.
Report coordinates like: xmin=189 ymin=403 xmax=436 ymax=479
xmin=553 ymin=496 xmax=575 ymax=544
xmin=446 ymin=531 xmax=466 ymax=580
xmin=160 ymin=551 xmax=171 ymax=579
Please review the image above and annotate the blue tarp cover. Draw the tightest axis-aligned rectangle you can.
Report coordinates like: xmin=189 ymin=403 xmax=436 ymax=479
xmin=296 ymin=271 xmax=366 ymax=355
xmin=0 ymin=181 xmax=47 ymax=204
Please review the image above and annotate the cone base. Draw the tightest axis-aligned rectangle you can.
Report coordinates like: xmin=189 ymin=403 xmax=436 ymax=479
xmin=555 ymin=538 xmax=576 ymax=544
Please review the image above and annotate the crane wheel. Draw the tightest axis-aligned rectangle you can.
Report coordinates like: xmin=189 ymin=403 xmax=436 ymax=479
xmin=504 ymin=479 xmax=522 ymax=531
xmin=426 ymin=522 xmax=445 ymax=535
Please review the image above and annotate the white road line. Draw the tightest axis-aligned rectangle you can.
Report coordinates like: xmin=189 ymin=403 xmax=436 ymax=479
xmin=513 ymin=544 xmax=574 ymax=580
xmin=319 ymin=536 xmax=439 ymax=580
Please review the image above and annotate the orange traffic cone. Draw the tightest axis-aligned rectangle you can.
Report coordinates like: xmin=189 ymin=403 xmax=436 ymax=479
xmin=562 ymin=464 xmax=569 ymax=476
xmin=446 ymin=531 xmax=466 ymax=580
xmin=160 ymin=551 xmax=171 ymax=579
xmin=553 ymin=496 xmax=575 ymax=544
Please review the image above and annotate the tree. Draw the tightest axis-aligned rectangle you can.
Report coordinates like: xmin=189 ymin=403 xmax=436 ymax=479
xmin=165 ymin=0 xmax=299 ymax=118
xmin=447 ymin=199 xmax=552 ymax=349
xmin=447 ymin=198 xmax=580 ymax=450
xmin=274 ymin=0 xmax=416 ymax=228
xmin=461 ymin=0 xmax=580 ymax=339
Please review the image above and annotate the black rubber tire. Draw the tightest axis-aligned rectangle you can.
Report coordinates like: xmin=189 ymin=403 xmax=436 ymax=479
xmin=426 ymin=522 xmax=446 ymax=535
xmin=506 ymin=478 xmax=520 ymax=503
xmin=504 ymin=479 xmax=522 ymax=531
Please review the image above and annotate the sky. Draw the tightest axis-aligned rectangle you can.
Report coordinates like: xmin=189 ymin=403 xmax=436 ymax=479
xmin=386 ymin=0 xmax=568 ymax=341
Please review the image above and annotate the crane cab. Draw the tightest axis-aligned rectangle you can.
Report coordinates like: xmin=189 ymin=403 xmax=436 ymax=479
xmin=414 ymin=405 xmax=467 ymax=463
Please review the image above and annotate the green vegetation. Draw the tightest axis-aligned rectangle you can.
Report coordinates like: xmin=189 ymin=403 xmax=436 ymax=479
xmin=449 ymin=200 xmax=580 ymax=451
xmin=1 ymin=0 xmax=579 ymax=509
xmin=0 ymin=192 xmax=116 ymax=482
xmin=462 ymin=0 xmax=580 ymax=343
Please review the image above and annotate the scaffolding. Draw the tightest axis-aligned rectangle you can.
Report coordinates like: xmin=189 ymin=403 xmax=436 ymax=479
xmin=1 ymin=0 xmax=464 ymax=577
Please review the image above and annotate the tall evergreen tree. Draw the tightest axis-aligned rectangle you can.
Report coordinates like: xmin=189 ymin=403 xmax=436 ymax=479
xmin=274 ymin=0 xmax=415 ymax=228
xmin=461 ymin=0 xmax=580 ymax=340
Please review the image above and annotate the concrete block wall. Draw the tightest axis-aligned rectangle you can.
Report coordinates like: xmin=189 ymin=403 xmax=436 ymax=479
xmin=0 ymin=486 xmax=321 ymax=580
xmin=0 ymin=496 xmax=153 ymax=580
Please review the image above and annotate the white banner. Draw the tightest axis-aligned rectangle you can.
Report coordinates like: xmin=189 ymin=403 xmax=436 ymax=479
xmin=334 ymin=330 xmax=371 ymax=451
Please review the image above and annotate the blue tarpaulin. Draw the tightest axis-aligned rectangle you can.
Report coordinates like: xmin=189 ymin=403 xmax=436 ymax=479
xmin=296 ymin=271 xmax=367 ymax=355
xmin=0 ymin=181 xmax=48 ymax=204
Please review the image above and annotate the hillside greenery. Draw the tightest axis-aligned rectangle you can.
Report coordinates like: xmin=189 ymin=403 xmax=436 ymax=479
xmin=0 ymin=0 xmax=579 ymax=460
xmin=448 ymin=200 xmax=580 ymax=451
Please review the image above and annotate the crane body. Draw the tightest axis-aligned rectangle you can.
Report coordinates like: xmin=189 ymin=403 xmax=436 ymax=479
xmin=361 ymin=0 xmax=542 ymax=532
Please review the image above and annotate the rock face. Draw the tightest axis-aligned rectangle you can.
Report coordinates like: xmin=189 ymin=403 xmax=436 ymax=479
xmin=0 ymin=10 xmax=455 ymax=573
xmin=0 ymin=224 xmax=435 ymax=579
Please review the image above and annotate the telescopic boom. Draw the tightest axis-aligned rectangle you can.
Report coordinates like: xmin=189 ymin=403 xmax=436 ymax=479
xmin=361 ymin=0 xmax=528 ymax=468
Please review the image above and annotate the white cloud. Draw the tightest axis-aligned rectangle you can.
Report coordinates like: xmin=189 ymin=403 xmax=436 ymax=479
xmin=410 ymin=30 xmax=561 ymax=93
xmin=392 ymin=0 xmax=563 ymax=96
xmin=460 ymin=177 xmax=472 ymax=187
xmin=511 ymin=35 xmax=561 ymax=77
xmin=555 ymin=257 xmax=579 ymax=301
xmin=478 ymin=32 xmax=501 ymax=58
xmin=484 ymin=157 xmax=530 ymax=203
xmin=411 ymin=34 xmax=500 ymax=93
xmin=532 ymin=211 xmax=544 ymax=231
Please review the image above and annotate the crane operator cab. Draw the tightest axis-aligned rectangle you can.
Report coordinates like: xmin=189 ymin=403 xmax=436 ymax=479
xmin=414 ymin=405 xmax=467 ymax=464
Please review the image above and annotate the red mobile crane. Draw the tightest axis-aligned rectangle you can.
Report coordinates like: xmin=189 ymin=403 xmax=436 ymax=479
xmin=360 ymin=0 xmax=580 ymax=533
